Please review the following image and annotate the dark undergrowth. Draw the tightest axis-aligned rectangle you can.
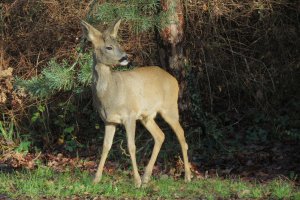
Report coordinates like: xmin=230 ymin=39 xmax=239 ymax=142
xmin=1 ymin=1 xmax=300 ymax=199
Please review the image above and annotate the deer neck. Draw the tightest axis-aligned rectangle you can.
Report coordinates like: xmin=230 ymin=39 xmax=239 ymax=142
xmin=93 ymin=63 xmax=113 ymax=96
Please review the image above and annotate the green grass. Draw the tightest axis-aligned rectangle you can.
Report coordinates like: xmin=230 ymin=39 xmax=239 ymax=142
xmin=0 ymin=166 xmax=299 ymax=199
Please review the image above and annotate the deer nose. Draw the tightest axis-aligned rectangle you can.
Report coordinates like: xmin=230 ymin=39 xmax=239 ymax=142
xmin=119 ymin=55 xmax=129 ymax=66
xmin=119 ymin=55 xmax=128 ymax=62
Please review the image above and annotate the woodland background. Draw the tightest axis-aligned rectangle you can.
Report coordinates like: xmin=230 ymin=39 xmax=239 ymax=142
xmin=0 ymin=0 xmax=299 ymax=183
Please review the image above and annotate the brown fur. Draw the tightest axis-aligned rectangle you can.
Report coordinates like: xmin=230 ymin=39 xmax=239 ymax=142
xmin=81 ymin=20 xmax=191 ymax=187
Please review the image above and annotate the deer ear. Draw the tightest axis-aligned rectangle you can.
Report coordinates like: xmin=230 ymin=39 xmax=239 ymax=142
xmin=108 ymin=19 xmax=121 ymax=38
xmin=81 ymin=20 xmax=102 ymax=43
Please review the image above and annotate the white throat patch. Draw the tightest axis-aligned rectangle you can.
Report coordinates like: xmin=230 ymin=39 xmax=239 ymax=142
xmin=120 ymin=60 xmax=129 ymax=66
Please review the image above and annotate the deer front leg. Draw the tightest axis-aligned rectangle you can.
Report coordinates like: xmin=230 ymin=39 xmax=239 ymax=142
xmin=94 ymin=124 xmax=116 ymax=183
xmin=124 ymin=118 xmax=141 ymax=188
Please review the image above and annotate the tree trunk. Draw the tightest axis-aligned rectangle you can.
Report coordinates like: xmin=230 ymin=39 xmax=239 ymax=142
xmin=159 ymin=0 xmax=191 ymax=120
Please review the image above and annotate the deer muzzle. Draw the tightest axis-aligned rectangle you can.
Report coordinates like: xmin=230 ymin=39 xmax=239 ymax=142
xmin=119 ymin=55 xmax=129 ymax=66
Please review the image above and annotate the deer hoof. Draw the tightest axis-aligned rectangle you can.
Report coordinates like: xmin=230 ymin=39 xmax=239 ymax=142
xmin=142 ymin=175 xmax=150 ymax=184
xmin=93 ymin=177 xmax=101 ymax=184
xmin=134 ymin=178 xmax=142 ymax=188
xmin=185 ymin=174 xmax=191 ymax=183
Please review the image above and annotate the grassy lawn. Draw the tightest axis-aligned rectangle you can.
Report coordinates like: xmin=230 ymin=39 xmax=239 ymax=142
xmin=0 ymin=166 xmax=299 ymax=199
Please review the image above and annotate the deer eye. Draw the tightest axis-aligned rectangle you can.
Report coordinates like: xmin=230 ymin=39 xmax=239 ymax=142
xmin=106 ymin=46 xmax=113 ymax=50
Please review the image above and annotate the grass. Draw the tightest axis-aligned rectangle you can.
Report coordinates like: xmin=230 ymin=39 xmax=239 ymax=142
xmin=0 ymin=166 xmax=299 ymax=199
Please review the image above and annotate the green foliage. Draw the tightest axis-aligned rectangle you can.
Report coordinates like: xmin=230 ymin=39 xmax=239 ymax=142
xmin=0 ymin=120 xmax=14 ymax=141
xmin=246 ymin=126 xmax=268 ymax=142
xmin=212 ymin=179 xmax=231 ymax=198
xmin=77 ymin=53 xmax=93 ymax=86
xmin=15 ymin=58 xmax=78 ymax=98
xmin=187 ymin=65 xmax=224 ymax=153
xmin=269 ymin=179 xmax=293 ymax=199
xmin=27 ymin=99 xmax=88 ymax=152
xmin=15 ymin=76 xmax=50 ymax=98
xmin=1 ymin=166 xmax=298 ymax=199
xmin=90 ymin=0 xmax=164 ymax=33
xmin=97 ymin=0 xmax=180 ymax=33
xmin=15 ymin=141 xmax=31 ymax=154
xmin=245 ymin=106 xmax=300 ymax=142
xmin=53 ymin=102 xmax=83 ymax=152
xmin=43 ymin=60 xmax=75 ymax=91
xmin=16 ymin=53 xmax=92 ymax=99
xmin=31 ymin=104 xmax=46 ymax=123
xmin=113 ymin=64 xmax=135 ymax=71
xmin=0 ymin=119 xmax=31 ymax=155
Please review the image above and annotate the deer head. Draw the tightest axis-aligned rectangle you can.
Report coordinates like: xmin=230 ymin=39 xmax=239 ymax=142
xmin=81 ymin=19 xmax=129 ymax=67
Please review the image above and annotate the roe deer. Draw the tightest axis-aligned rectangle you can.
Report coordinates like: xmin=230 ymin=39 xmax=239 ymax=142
xmin=81 ymin=19 xmax=191 ymax=187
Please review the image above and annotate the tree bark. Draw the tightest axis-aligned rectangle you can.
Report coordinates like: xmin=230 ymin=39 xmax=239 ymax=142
xmin=159 ymin=0 xmax=191 ymax=120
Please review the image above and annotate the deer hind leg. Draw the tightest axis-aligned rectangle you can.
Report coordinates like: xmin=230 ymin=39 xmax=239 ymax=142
xmin=94 ymin=124 xmax=116 ymax=183
xmin=124 ymin=117 xmax=142 ymax=188
xmin=161 ymin=110 xmax=191 ymax=182
xmin=141 ymin=118 xmax=165 ymax=184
